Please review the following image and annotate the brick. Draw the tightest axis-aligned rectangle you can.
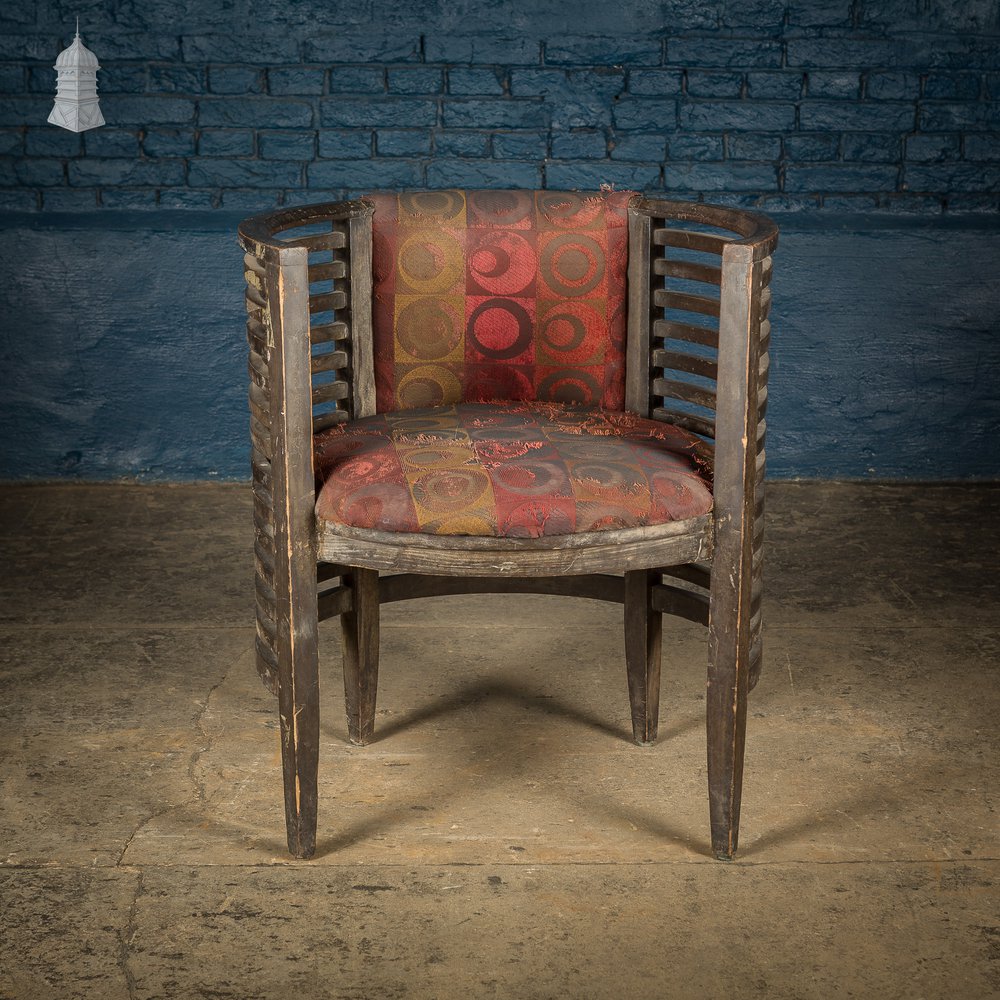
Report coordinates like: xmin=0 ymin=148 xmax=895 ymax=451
xmin=0 ymin=36 xmax=51 ymax=61
xmin=86 ymin=33 xmax=179 ymax=61
xmin=786 ymin=38 xmax=898 ymax=69
xmin=667 ymin=38 xmax=783 ymax=69
xmin=609 ymin=132 xmax=665 ymax=161
xmin=425 ymin=34 xmax=541 ymax=65
xmin=387 ymin=68 xmax=444 ymax=95
xmin=667 ymin=133 xmax=724 ymax=160
xmin=746 ymin=72 xmax=803 ymax=100
xmin=13 ymin=158 xmax=65 ymax=185
xmin=221 ymin=189 xmax=283 ymax=210
xmin=664 ymin=162 xmax=776 ymax=191
xmin=923 ymin=74 xmax=982 ymax=100
xmin=259 ymin=130 xmax=316 ymax=159
xmin=101 ymin=189 xmax=159 ymax=209
xmin=904 ymin=134 xmax=960 ymax=162
xmin=309 ymin=158 xmax=423 ymax=188
xmin=99 ymin=96 xmax=196 ymax=125
xmin=726 ymin=133 xmax=781 ymax=160
xmin=188 ymin=159 xmax=303 ymax=188
xmin=545 ymin=36 xmax=661 ymax=67
xmin=760 ymin=193 xmax=822 ymax=212
xmin=198 ymin=129 xmax=255 ymax=157
xmin=328 ymin=67 xmax=385 ymax=94
xmin=183 ymin=34 xmax=297 ymax=63
xmin=989 ymin=74 xmax=1000 ymax=99
xmin=612 ymin=98 xmax=677 ymax=131
xmin=302 ymin=32 xmax=421 ymax=64
xmin=551 ymin=131 xmax=607 ymax=159
xmin=798 ymin=101 xmax=915 ymax=131
xmin=806 ymin=71 xmax=862 ymax=99
xmin=98 ymin=65 xmax=148 ymax=94
xmin=784 ymin=133 xmax=839 ymax=161
xmin=433 ymin=130 xmax=490 ymax=157
xmin=448 ymin=68 xmax=505 ymax=96
xmin=919 ymin=102 xmax=1000 ymax=131
xmin=148 ymin=65 xmax=205 ymax=94
xmin=143 ymin=128 xmax=196 ymax=157
xmin=322 ymin=98 xmax=436 ymax=128
xmin=719 ymin=0 xmax=786 ymax=29
xmin=876 ymin=193 xmax=945 ymax=215
xmin=866 ymin=72 xmax=920 ymax=101
xmin=84 ymin=129 xmax=141 ymax=158
xmin=492 ymin=131 xmax=547 ymax=159
xmin=0 ymin=64 xmax=25 ymax=93
xmin=41 ymin=188 xmax=99 ymax=210
xmin=947 ymin=193 xmax=1000 ymax=213
xmin=817 ymin=194 xmax=878 ymax=212
xmin=963 ymin=134 xmax=1000 ymax=161
xmin=678 ymin=101 xmax=796 ymax=131
xmin=3 ymin=0 xmax=35 ymax=24
xmin=443 ymin=99 xmax=547 ymax=130
xmin=510 ymin=68 xmax=623 ymax=128
xmin=209 ymin=66 xmax=265 ymax=95
xmin=906 ymin=163 xmax=1000 ymax=192
xmin=706 ymin=192 xmax=771 ymax=209
xmin=841 ymin=132 xmax=900 ymax=162
xmin=0 ymin=188 xmax=39 ymax=210
xmin=317 ymin=130 xmax=373 ymax=159
xmin=199 ymin=98 xmax=312 ymax=128
xmin=268 ymin=67 xmax=325 ymax=96
xmin=686 ymin=71 xmax=743 ymax=99
xmin=27 ymin=66 xmax=56 ymax=94
xmin=159 ymin=189 xmax=217 ymax=209
xmin=376 ymin=129 xmax=432 ymax=156
xmin=0 ymin=97 xmax=62 ymax=126
xmin=544 ymin=160 xmax=660 ymax=190
xmin=68 ymin=159 xmax=186 ymax=187
xmin=0 ymin=129 xmax=23 ymax=156
xmin=628 ymin=70 xmax=684 ymax=97
xmin=784 ymin=164 xmax=899 ymax=193
xmin=429 ymin=158 xmax=540 ymax=188
xmin=24 ymin=128 xmax=81 ymax=157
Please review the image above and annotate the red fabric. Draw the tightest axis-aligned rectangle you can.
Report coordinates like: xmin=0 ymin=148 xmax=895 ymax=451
xmin=315 ymin=402 xmax=712 ymax=539
xmin=368 ymin=189 xmax=633 ymax=413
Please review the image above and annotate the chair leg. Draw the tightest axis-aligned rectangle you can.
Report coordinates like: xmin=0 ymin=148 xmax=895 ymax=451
xmin=274 ymin=569 xmax=320 ymax=860
xmin=624 ymin=569 xmax=663 ymax=745
xmin=706 ymin=587 xmax=751 ymax=861
xmin=341 ymin=567 xmax=380 ymax=746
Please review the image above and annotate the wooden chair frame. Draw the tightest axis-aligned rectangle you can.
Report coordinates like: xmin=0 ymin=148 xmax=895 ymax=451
xmin=237 ymin=194 xmax=777 ymax=861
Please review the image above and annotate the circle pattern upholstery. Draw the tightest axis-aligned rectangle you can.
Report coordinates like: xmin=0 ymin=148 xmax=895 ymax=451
xmin=368 ymin=189 xmax=633 ymax=414
xmin=314 ymin=402 xmax=713 ymax=539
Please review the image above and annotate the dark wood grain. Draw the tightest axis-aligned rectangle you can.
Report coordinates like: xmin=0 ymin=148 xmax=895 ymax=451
xmin=624 ymin=569 xmax=663 ymax=745
xmin=341 ymin=567 xmax=380 ymax=746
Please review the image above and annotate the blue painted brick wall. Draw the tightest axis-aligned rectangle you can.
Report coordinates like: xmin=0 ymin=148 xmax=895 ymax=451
xmin=0 ymin=0 xmax=998 ymax=213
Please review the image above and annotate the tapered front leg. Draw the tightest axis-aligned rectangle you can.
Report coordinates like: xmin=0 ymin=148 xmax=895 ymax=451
xmin=624 ymin=569 xmax=663 ymax=745
xmin=341 ymin=567 xmax=380 ymax=746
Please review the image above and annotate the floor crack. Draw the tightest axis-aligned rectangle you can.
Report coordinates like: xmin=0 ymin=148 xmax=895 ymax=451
xmin=188 ymin=658 xmax=237 ymax=806
xmin=117 ymin=868 xmax=144 ymax=1000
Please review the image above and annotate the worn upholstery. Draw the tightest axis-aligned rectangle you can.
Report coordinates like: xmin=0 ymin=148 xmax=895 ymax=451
xmin=368 ymin=189 xmax=633 ymax=413
xmin=314 ymin=402 xmax=712 ymax=539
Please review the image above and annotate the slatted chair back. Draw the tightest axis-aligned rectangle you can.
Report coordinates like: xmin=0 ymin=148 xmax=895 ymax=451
xmin=627 ymin=198 xmax=775 ymax=689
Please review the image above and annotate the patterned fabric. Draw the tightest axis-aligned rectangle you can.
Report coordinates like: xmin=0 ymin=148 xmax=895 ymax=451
xmin=368 ymin=189 xmax=634 ymax=414
xmin=314 ymin=402 xmax=712 ymax=539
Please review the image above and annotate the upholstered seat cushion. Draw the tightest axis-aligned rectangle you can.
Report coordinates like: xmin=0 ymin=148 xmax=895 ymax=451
xmin=314 ymin=402 xmax=712 ymax=539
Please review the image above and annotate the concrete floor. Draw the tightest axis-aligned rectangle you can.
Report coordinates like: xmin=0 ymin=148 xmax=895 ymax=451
xmin=0 ymin=482 xmax=998 ymax=999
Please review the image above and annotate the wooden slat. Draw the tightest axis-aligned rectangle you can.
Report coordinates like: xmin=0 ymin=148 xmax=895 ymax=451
xmin=379 ymin=573 xmax=626 ymax=605
xmin=311 ymin=380 xmax=349 ymax=406
xmin=654 ymin=258 xmax=722 ymax=286
xmin=652 ymin=406 xmax=716 ymax=439
xmin=625 ymin=208 xmax=653 ymax=416
xmin=661 ymin=564 xmax=711 ymax=591
xmin=310 ymin=321 xmax=349 ymax=343
xmin=309 ymin=290 xmax=347 ymax=314
xmin=308 ymin=260 xmax=347 ymax=282
xmin=650 ymin=584 xmax=710 ymax=625
xmin=654 ymin=289 xmax=721 ymax=318
xmin=313 ymin=409 xmax=349 ymax=432
xmin=653 ymin=228 xmax=730 ymax=255
xmin=310 ymin=350 xmax=349 ymax=373
xmin=283 ymin=230 xmax=347 ymax=252
xmin=317 ymin=585 xmax=353 ymax=621
xmin=653 ymin=318 xmax=719 ymax=348
xmin=652 ymin=378 xmax=718 ymax=411
xmin=652 ymin=349 xmax=718 ymax=381
xmin=349 ymin=210 xmax=377 ymax=419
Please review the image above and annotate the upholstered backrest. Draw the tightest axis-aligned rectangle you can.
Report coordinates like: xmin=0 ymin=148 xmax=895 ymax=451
xmin=368 ymin=189 xmax=634 ymax=413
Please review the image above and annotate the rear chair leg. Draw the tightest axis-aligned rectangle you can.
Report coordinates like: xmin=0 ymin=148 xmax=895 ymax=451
xmin=624 ymin=569 xmax=663 ymax=745
xmin=341 ymin=567 xmax=380 ymax=746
